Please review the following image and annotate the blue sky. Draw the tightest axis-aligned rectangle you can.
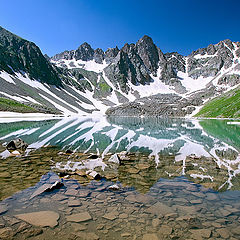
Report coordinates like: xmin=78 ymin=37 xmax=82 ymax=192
xmin=0 ymin=0 xmax=239 ymax=56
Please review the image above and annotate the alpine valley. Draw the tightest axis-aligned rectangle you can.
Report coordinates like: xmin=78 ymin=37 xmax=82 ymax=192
xmin=0 ymin=26 xmax=240 ymax=118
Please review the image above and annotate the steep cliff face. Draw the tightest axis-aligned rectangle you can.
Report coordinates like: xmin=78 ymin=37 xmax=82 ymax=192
xmin=0 ymin=27 xmax=61 ymax=86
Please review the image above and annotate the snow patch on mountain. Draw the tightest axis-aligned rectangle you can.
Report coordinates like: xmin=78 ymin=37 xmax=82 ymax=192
xmin=178 ymin=71 xmax=213 ymax=93
xmin=0 ymin=91 xmax=28 ymax=102
xmin=129 ymin=67 xmax=175 ymax=98
xmin=51 ymin=58 xmax=108 ymax=72
xmin=0 ymin=71 xmax=15 ymax=84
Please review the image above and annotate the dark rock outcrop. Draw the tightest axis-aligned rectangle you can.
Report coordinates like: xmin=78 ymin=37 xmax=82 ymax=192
xmin=6 ymin=138 xmax=28 ymax=151
xmin=136 ymin=35 xmax=161 ymax=74
xmin=105 ymin=46 xmax=120 ymax=63
xmin=0 ymin=26 xmax=61 ymax=86
xmin=94 ymin=48 xmax=104 ymax=64
xmin=75 ymin=42 xmax=94 ymax=61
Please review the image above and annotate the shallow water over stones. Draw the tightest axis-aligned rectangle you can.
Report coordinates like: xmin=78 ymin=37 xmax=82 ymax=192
xmin=0 ymin=149 xmax=240 ymax=239
xmin=1 ymin=170 xmax=240 ymax=239
xmin=0 ymin=116 xmax=240 ymax=239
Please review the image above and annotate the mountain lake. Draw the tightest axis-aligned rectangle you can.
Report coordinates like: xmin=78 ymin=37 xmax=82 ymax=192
xmin=0 ymin=116 xmax=240 ymax=239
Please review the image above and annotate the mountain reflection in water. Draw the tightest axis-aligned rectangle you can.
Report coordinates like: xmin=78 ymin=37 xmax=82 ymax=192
xmin=0 ymin=116 xmax=239 ymax=192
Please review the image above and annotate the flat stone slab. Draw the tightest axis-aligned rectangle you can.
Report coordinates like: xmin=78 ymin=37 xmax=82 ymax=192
xmin=142 ymin=233 xmax=159 ymax=240
xmin=125 ymin=194 xmax=151 ymax=204
xmin=66 ymin=212 xmax=92 ymax=222
xmin=15 ymin=211 xmax=59 ymax=228
xmin=65 ymin=189 xmax=79 ymax=196
xmin=102 ymin=212 xmax=118 ymax=220
xmin=190 ymin=229 xmax=211 ymax=239
xmin=119 ymin=213 xmax=128 ymax=219
xmin=68 ymin=199 xmax=81 ymax=207
xmin=159 ymin=225 xmax=172 ymax=235
xmin=52 ymin=194 xmax=68 ymax=201
xmin=75 ymin=232 xmax=99 ymax=240
xmin=216 ymin=228 xmax=230 ymax=239
xmin=30 ymin=184 xmax=52 ymax=199
xmin=0 ymin=204 xmax=8 ymax=214
xmin=145 ymin=202 xmax=174 ymax=216
xmin=71 ymin=223 xmax=87 ymax=231
xmin=174 ymin=205 xmax=198 ymax=215
xmin=205 ymin=193 xmax=218 ymax=201
xmin=78 ymin=190 xmax=91 ymax=198
xmin=30 ymin=180 xmax=63 ymax=199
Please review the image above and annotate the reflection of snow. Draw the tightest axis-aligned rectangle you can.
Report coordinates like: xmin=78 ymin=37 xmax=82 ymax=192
xmin=0 ymin=129 xmax=29 ymax=140
xmin=0 ymin=116 xmax=240 ymax=189
xmin=227 ymin=122 xmax=240 ymax=125
xmin=55 ymin=158 xmax=106 ymax=172
xmin=190 ymin=174 xmax=214 ymax=182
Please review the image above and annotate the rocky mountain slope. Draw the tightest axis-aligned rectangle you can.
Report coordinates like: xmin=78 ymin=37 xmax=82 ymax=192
xmin=0 ymin=26 xmax=240 ymax=117
xmin=0 ymin=27 xmax=61 ymax=86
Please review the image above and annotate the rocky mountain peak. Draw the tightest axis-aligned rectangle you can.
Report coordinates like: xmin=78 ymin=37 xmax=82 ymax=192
xmin=138 ymin=35 xmax=154 ymax=44
xmin=136 ymin=35 xmax=160 ymax=73
xmin=190 ymin=39 xmax=235 ymax=57
xmin=219 ymin=39 xmax=234 ymax=49
xmin=77 ymin=42 xmax=92 ymax=50
xmin=1 ymin=25 xmax=240 ymax=118
xmin=49 ymin=35 xmax=240 ymax=101
xmin=75 ymin=42 xmax=94 ymax=61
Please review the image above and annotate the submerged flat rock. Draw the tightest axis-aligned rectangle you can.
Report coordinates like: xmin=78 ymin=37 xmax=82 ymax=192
xmin=174 ymin=205 xmax=198 ymax=215
xmin=142 ymin=233 xmax=159 ymax=240
xmin=68 ymin=199 xmax=81 ymax=207
xmin=0 ymin=204 xmax=8 ymax=214
xmin=15 ymin=211 xmax=59 ymax=227
xmin=103 ymin=211 xmax=118 ymax=220
xmin=66 ymin=212 xmax=92 ymax=222
xmin=145 ymin=202 xmax=174 ymax=216
xmin=75 ymin=232 xmax=99 ymax=240
xmin=159 ymin=225 xmax=172 ymax=235
xmin=190 ymin=229 xmax=212 ymax=239
xmin=30 ymin=184 xmax=52 ymax=199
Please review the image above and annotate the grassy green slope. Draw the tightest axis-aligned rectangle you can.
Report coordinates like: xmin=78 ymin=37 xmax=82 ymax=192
xmin=0 ymin=97 xmax=37 ymax=113
xmin=195 ymin=86 xmax=240 ymax=118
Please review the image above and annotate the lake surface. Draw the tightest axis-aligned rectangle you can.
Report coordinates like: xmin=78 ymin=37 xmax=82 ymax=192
xmin=0 ymin=116 xmax=240 ymax=239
